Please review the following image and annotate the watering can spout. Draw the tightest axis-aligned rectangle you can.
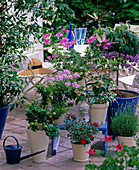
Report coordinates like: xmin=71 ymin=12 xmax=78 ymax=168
xmin=20 ymin=150 xmax=45 ymax=161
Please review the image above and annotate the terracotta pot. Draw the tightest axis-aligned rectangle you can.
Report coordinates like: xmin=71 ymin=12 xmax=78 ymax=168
xmin=118 ymin=136 xmax=136 ymax=147
xmin=26 ymin=128 xmax=49 ymax=163
xmin=90 ymin=102 xmax=109 ymax=124
xmin=72 ymin=143 xmax=91 ymax=162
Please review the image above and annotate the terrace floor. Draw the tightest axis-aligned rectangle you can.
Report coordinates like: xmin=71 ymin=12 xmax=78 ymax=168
xmin=0 ymin=86 xmax=139 ymax=170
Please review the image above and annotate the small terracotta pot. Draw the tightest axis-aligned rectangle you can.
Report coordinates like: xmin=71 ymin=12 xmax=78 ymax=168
xmin=118 ymin=136 xmax=136 ymax=147
xmin=72 ymin=143 xmax=91 ymax=162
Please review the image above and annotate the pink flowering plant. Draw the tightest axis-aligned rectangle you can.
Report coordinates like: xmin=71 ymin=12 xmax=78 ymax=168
xmin=35 ymin=70 xmax=83 ymax=120
xmin=65 ymin=114 xmax=99 ymax=144
xmin=85 ymin=137 xmax=139 ymax=170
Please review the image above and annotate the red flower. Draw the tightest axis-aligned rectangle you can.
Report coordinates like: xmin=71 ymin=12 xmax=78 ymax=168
xmin=80 ymin=138 xmax=86 ymax=144
xmin=71 ymin=115 xmax=75 ymax=118
xmin=90 ymin=134 xmax=93 ymax=138
xmin=83 ymin=118 xmax=86 ymax=120
xmin=90 ymin=124 xmax=92 ymax=126
xmin=87 ymin=121 xmax=89 ymax=123
xmin=68 ymin=114 xmax=71 ymax=117
xmin=80 ymin=128 xmax=82 ymax=130
xmin=116 ymin=144 xmax=123 ymax=151
xmin=93 ymin=122 xmax=98 ymax=127
xmin=102 ymin=136 xmax=112 ymax=142
xmin=68 ymin=124 xmax=70 ymax=127
xmin=86 ymin=149 xmax=96 ymax=156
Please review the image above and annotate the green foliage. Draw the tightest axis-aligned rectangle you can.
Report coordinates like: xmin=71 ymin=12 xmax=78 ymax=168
xmin=85 ymin=139 xmax=139 ymax=170
xmin=25 ymin=98 xmax=59 ymax=139
xmin=111 ymin=104 xmax=139 ymax=137
xmin=65 ymin=114 xmax=99 ymax=144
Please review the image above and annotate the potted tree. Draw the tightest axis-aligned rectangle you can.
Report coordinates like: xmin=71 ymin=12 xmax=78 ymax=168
xmin=65 ymin=114 xmax=99 ymax=162
xmin=25 ymin=98 xmax=59 ymax=163
xmin=111 ymin=104 xmax=138 ymax=147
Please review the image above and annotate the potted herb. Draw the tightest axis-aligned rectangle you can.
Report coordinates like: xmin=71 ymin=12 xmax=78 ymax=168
xmin=25 ymin=98 xmax=59 ymax=163
xmin=65 ymin=114 xmax=99 ymax=162
xmin=111 ymin=104 xmax=138 ymax=147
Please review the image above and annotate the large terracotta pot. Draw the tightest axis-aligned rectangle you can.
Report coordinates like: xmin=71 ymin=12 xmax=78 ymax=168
xmin=90 ymin=102 xmax=109 ymax=124
xmin=26 ymin=128 xmax=49 ymax=163
xmin=118 ymin=136 xmax=136 ymax=147
xmin=72 ymin=143 xmax=91 ymax=162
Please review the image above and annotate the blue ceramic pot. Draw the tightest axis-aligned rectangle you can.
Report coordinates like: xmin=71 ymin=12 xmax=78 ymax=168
xmin=0 ymin=105 xmax=9 ymax=139
xmin=108 ymin=89 xmax=139 ymax=137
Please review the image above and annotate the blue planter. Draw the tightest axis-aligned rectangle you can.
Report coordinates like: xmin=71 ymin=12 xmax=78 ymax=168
xmin=0 ymin=105 xmax=9 ymax=139
xmin=108 ymin=89 xmax=139 ymax=137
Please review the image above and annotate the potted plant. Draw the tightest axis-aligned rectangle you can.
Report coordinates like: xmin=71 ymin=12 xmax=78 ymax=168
xmin=111 ymin=104 xmax=138 ymax=147
xmin=0 ymin=65 xmax=25 ymax=139
xmin=65 ymin=114 xmax=99 ymax=162
xmin=36 ymin=70 xmax=83 ymax=125
xmin=25 ymin=98 xmax=60 ymax=163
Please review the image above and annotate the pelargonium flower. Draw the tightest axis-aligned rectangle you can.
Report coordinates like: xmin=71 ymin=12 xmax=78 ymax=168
xmin=73 ymin=73 xmax=80 ymax=78
xmin=80 ymin=138 xmax=86 ymax=144
xmin=44 ymin=39 xmax=51 ymax=44
xmin=102 ymin=135 xmax=112 ymax=142
xmin=86 ymin=149 xmax=96 ymax=156
xmin=115 ymin=144 xmax=123 ymax=151
xmin=58 ymin=71 xmax=63 ymax=74
xmin=72 ymin=82 xmax=80 ymax=88
xmin=65 ymin=82 xmax=71 ymax=86
xmin=90 ymin=134 xmax=93 ymax=138
xmin=68 ymin=75 xmax=73 ymax=79
xmin=48 ymin=77 xmax=54 ymax=81
xmin=63 ymin=69 xmax=71 ymax=74
xmin=56 ymin=32 xmax=63 ymax=37
xmin=57 ymin=76 xmax=63 ymax=81
xmin=63 ymin=74 xmax=68 ymax=79
xmin=71 ymin=115 xmax=75 ymax=118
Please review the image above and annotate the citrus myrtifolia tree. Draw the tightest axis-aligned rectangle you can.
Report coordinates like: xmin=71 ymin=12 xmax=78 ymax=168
xmin=0 ymin=0 xmax=56 ymax=110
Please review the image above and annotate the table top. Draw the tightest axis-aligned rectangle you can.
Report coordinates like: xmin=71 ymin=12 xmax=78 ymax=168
xmin=48 ymin=45 xmax=89 ymax=56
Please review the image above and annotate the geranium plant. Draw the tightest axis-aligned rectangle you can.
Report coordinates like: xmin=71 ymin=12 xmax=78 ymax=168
xmin=65 ymin=114 xmax=99 ymax=144
xmin=85 ymin=137 xmax=139 ymax=170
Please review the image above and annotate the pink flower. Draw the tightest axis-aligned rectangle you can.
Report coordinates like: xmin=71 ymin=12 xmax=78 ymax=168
xmin=50 ymin=27 xmax=54 ymax=30
xmin=59 ymin=25 xmax=62 ymax=28
xmin=66 ymin=30 xmax=69 ymax=34
xmin=103 ymin=46 xmax=108 ymax=49
xmin=104 ymin=39 xmax=109 ymax=43
xmin=52 ymin=54 xmax=56 ymax=58
xmin=63 ymin=42 xmax=73 ymax=48
xmin=63 ymin=74 xmax=68 ymax=79
xmin=45 ymin=59 xmax=48 ymax=62
xmin=102 ymin=136 xmax=112 ymax=142
xmin=47 ymin=56 xmax=51 ymax=60
xmin=59 ymin=37 xmax=68 ymax=44
xmin=43 ymin=34 xmax=49 ymax=39
xmin=63 ymin=69 xmax=71 ymax=74
xmin=115 ymin=144 xmax=123 ymax=151
xmin=72 ymin=82 xmax=80 ymax=88
xmin=96 ymin=44 xmax=101 ymax=46
xmin=44 ymin=39 xmax=51 ymax=44
xmin=86 ymin=149 xmax=96 ymax=156
xmin=91 ymin=36 xmax=97 ymax=40
xmin=56 ymin=32 xmax=63 ymax=37
xmin=57 ymin=76 xmax=63 ymax=81
xmin=58 ymin=71 xmax=63 ymax=74
xmin=73 ymin=73 xmax=80 ymax=78
xmin=68 ymin=75 xmax=73 ymax=79
xmin=49 ymin=33 xmax=52 ymax=36
xmin=48 ymin=77 xmax=54 ymax=81
xmin=61 ymin=28 xmax=66 ymax=31
xmin=65 ymin=82 xmax=71 ymax=86
xmin=87 ymin=38 xmax=94 ymax=43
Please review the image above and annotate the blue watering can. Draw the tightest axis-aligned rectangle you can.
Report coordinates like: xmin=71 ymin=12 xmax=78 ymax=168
xmin=3 ymin=136 xmax=45 ymax=164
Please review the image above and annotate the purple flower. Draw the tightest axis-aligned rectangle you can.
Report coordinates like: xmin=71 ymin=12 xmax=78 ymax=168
xmin=65 ymin=82 xmax=71 ymax=86
xmin=48 ymin=77 xmax=54 ymax=81
xmin=63 ymin=74 xmax=68 ymax=79
xmin=68 ymin=75 xmax=73 ymax=79
xmin=58 ymin=71 xmax=63 ymax=74
xmin=103 ymin=46 xmax=108 ymax=49
xmin=73 ymin=73 xmax=80 ymax=78
xmin=72 ymin=82 xmax=80 ymax=88
xmin=63 ymin=69 xmax=71 ymax=74
xmin=57 ymin=76 xmax=63 ymax=81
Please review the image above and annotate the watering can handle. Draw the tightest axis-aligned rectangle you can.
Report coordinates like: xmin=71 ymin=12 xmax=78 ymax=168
xmin=3 ymin=136 xmax=20 ymax=148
